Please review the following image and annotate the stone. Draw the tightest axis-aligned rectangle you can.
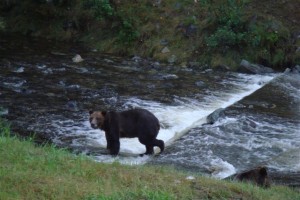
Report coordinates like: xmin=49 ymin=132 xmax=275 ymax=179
xmin=168 ymin=55 xmax=177 ymax=63
xmin=195 ymin=80 xmax=206 ymax=87
xmin=206 ymin=108 xmax=225 ymax=124
xmin=238 ymin=59 xmax=274 ymax=74
xmin=161 ymin=47 xmax=170 ymax=54
xmin=160 ymin=39 xmax=169 ymax=46
xmin=72 ymin=54 xmax=84 ymax=63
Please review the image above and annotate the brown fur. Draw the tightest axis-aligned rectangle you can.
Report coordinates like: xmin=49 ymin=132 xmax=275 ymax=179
xmin=89 ymin=109 xmax=164 ymax=155
xmin=234 ymin=166 xmax=270 ymax=188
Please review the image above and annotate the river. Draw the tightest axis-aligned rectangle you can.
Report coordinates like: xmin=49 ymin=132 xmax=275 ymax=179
xmin=0 ymin=35 xmax=299 ymax=187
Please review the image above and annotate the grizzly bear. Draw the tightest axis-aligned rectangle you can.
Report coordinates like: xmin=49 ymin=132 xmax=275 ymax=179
xmin=233 ymin=166 xmax=270 ymax=188
xmin=89 ymin=108 xmax=164 ymax=156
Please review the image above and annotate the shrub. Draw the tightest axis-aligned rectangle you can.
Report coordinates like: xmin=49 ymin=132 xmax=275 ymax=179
xmin=205 ymin=0 xmax=248 ymax=49
xmin=82 ymin=0 xmax=114 ymax=20
xmin=117 ymin=19 xmax=140 ymax=45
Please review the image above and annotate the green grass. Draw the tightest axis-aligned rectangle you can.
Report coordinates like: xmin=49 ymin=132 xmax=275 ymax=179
xmin=0 ymin=119 xmax=299 ymax=200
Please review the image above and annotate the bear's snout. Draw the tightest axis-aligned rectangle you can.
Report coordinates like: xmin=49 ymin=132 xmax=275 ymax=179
xmin=91 ymin=124 xmax=97 ymax=129
xmin=90 ymin=122 xmax=98 ymax=129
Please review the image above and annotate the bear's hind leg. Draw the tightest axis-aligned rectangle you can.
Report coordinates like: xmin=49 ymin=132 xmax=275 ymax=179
xmin=145 ymin=144 xmax=154 ymax=155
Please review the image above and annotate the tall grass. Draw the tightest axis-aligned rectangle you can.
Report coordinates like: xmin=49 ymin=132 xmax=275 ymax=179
xmin=0 ymin=119 xmax=299 ymax=199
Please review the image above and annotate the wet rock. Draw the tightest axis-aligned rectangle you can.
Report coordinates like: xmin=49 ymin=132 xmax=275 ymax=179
xmin=13 ymin=67 xmax=24 ymax=73
xmin=66 ymin=100 xmax=78 ymax=111
xmin=284 ymin=68 xmax=292 ymax=74
xmin=72 ymin=54 xmax=84 ymax=63
xmin=230 ymin=166 xmax=271 ymax=188
xmin=36 ymin=64 xmax=47 ymax=69
xmin=238 ymin=59 xmax=274 ymax=74
xmin=168 ymin=55 xmax=177 ymax=64
xmin=104 ymin=97 xmax=118 ymax=105
xmin=206 ymin=108 xmax=225 ymax=124
xmin=131 ymin=56 xmax=142 ymax=62
xmin=284 ymin=65 xmax=300 ymax=74
xmin=162 ymin=74 xmax=178 ymax=80
xmin=195 ymin=80 xmax=206 ymax=88
xmin=104 ymin=58 xmax=114 ymax=63
xmin=292 ymin=65 xmax=300 ymax=73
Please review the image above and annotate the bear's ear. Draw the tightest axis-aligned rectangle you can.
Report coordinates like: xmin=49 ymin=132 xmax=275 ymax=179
xmin=89 ymin=110 xmax=94 ymax=115
xmin=101 ymin=111 xmax=107 ymax=116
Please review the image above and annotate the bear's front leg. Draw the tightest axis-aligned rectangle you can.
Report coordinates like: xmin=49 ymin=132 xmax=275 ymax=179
xmin=109 ymin=139 xmax=120 ymax=156
xmin=105 ymin=132 xmax=112 ymax=150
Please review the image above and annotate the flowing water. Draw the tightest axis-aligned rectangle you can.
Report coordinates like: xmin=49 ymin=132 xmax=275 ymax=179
xmin=1 ymin=35 xmax=299 ymax=186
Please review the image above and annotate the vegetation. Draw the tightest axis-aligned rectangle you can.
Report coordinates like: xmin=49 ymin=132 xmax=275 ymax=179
xmin=1 ymin=119 xmax=300 ymax=199
xmin=0 ymin=0 xmax=299 ymax=69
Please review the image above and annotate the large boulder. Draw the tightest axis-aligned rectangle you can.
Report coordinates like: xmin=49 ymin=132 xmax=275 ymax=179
xmin=237 ymin=60 xmax=274 ymax=74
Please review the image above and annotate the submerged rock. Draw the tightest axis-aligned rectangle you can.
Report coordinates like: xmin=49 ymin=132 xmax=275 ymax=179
xmin=206 ymin=108 xmax=225 ymax=124
xmin=66 ymin=100 xmax=78 ymax=111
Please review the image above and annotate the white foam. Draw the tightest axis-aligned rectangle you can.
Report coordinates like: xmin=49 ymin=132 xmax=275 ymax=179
xmin=268 ymin=148 xmax=300 ymax=172
xmin=209 ymin=158 xmax=236 ymax=179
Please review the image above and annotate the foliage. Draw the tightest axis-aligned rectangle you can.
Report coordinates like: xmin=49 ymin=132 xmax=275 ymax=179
xmin=82 ymin=0 xmax=114 ymax=20
xmin=116 ymin=19 xmax=140 ymax=46
xmin=203 ymin=0 xmax=290 ymax=67
xmin=205 ymin=0 xmax=249 ymax=49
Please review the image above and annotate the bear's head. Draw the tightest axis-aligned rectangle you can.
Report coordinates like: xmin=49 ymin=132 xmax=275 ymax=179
xmin=89 ymin=111 xmax=106 ymax=129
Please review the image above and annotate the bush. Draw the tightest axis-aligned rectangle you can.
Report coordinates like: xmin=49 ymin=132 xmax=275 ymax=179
xmin=82 ymin=0 xmax=114 ymax=20
xmin=205 ymin=0 xmax=248 ymax=49
xmin=204 ymin=0 xmax=291 ymax=67
xmin=117 ymin=19 xmax=140 ymax=45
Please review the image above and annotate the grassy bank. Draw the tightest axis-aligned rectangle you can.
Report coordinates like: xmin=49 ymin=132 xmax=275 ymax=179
xmin=0 ymin=119 xmax=299 ymax=199
xmin=1 ymin=0 xmax=299 ymax=70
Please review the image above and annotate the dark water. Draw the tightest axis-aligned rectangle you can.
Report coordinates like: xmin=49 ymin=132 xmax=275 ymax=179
xmin=1 ymin=35 xmax=299 ymax=187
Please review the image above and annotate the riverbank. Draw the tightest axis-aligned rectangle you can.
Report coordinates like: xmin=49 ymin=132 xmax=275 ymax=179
xmin=0 ymin=0 xmax=299 ymax=71
xmin=0 ymin=119 xmax=299 ymax=199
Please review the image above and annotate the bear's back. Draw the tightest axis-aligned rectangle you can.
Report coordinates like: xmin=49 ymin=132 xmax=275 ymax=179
xmin=118 ymin=109 xmax=160 ymax=137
